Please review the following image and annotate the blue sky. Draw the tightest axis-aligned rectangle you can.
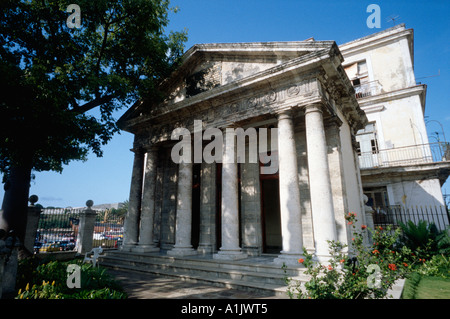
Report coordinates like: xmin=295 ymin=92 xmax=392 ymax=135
xmin=1 ymin=0 xmax=449 ymax=208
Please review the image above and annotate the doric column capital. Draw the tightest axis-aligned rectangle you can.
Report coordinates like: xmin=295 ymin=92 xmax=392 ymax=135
xmin=304 ymin=103 xmax=324 ymax=115
xmin=275 ymin=107 xmax=294 ymax=120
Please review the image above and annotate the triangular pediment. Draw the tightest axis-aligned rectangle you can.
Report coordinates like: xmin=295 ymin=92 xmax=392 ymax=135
xmin=118 ymin=40 xmax=343 ymax=129
xmin=160 ymin=41 xmax=335 ymax=101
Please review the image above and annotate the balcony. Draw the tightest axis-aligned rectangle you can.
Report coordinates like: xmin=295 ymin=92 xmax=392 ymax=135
xmin=354 ymin=80 xmax=382 ymax=99
xmin=358 ymin=142 xmax=450 ymax=169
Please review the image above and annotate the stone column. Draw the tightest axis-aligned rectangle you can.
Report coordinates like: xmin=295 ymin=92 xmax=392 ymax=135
xmin=197 ymin=162 xmax=216 ymax=254
xmin=168 ymin=159 xmax=197 ymax=256
xmin=133 ymin=147 xmax=160 ymax=253
xmin=122 ymin=147 xmax=145 ymax=251
xmin=274 ymin=110 xmax=304 ymax=265
xmin=214 ymin=128 xmax=247 ymax=260
xmin=24 ymin=195 xmax=42 ymax=254
xmin=77 ymin=200 xmax=97 ymax=254
xmin=305 ymin=103 xmax=337 ymax=262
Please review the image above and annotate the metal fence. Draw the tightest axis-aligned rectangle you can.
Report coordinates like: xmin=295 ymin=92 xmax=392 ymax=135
xmin=93 ymin=209 xmax=125 ymax=249
xmin=35 ymin=208 xmax=124 ymax=253
xmin=371 ymin=205 xmax=450 ymax=232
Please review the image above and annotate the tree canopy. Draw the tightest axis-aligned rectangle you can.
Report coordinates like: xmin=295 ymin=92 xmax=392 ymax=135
xmin=0 ymin=0 xmax=187 ymax=177
xmin=0 ymin=0 xmax=187 ymax=242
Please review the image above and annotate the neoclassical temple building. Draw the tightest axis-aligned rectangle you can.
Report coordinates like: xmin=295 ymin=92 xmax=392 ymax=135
xmin=117 ymin=39 xmax=369 ymax=263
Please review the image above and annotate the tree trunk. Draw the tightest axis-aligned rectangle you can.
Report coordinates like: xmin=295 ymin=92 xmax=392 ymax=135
xmin=0 ymin=156 xmax=33 ymax=243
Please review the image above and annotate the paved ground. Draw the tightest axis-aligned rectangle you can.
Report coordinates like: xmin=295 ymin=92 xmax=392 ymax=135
xmin=107 ymin=268 xmax=287 ymax=299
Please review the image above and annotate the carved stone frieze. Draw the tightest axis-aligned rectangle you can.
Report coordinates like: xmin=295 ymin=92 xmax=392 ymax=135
xmin=141 ymin=78 xmax=324 ymax=145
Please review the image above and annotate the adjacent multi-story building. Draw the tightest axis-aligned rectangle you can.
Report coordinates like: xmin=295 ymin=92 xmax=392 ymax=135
xmin=340 ymin=24 xmax=450 ymax=230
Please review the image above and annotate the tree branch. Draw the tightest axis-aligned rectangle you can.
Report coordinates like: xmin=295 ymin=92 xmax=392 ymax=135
xmin=70 ymin=95 xmax=114 ymax=114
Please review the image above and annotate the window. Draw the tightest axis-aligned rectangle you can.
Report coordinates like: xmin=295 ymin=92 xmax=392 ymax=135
xmin=356 ymin=141 xmax=361 ymax=156
xmin=356 ymin=122 xmax=380 ymax=168
xmin=357 ymin=60 xmax=368 ymax=76
xmin=371 ymin=139 xmax=379 ymax=154
xmin=364 ymin=187 xmax=390 ymax=208
xmin=344 ymin=60 xmax=369 ymax=83
xmin=344 ymin=60 xmax=371 ymax=98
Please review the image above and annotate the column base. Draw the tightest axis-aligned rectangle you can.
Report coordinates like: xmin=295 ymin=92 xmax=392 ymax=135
xmin=132 ymin=245 xmax=160 ymax=253
xmin=121 ymin=244 xmax=137 ymax=252
xmin=167 ymin=246 xmax=197 ymax=256
xmin=197 ymin=244 xmax=214 ymax=254
xmin=273 ymin=252 xmax=305 ymax=266
xmin=213 ymin=249 xmax=247 ymax=261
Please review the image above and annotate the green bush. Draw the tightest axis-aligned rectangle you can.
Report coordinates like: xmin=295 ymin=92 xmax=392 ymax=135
xmin=436 ymin=227 xmax=450 ymax=255
xmin=16 ymin=258 xmax=127 ymax=299
xmin=414 ymin=254 xmax=449 ymax=278
xmin=399 ymin=220 xmax=439 ymax=254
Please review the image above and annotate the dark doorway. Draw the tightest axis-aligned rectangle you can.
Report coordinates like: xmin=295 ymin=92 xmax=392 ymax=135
xmin=260 ymin=177 xmax=282 ymax=253
xmin=191 ymin=164 xmax=201 ymax=249
xmin=215 ymin=163 xmax=222 ymax=251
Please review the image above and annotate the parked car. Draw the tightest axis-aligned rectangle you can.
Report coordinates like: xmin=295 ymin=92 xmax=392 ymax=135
xmin=33 ymin=242 xmax=43 ymax=253
xmin=58 ymin=241 xmax=76 ymax=251
xmin=39 ymin=243 xmax=60 ymax=252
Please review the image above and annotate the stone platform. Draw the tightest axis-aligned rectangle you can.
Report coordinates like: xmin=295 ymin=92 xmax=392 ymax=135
xmin=99 ymin=250 xmax=308 ymax=298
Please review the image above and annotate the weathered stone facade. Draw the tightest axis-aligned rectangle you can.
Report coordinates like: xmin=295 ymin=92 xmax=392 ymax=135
xmin=118 ymin=41 xmax=368 ymax=263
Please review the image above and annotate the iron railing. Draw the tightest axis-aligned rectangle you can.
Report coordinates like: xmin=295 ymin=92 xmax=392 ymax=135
xmin=359 ymin=142 xmax=450 ymax=169
xmin=371 ymin=205 xmax=450 ymax=232
xmin=354 ymin=80 xmax=382 ymax=99
xmin=35 ymin=208 xmax=124 ymax=253
xmin=36 ymin=208 xmax=82 ymax=253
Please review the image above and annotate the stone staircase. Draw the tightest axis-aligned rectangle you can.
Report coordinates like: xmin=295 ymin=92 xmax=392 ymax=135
xmin=99 ymin=250 xmax=308 ymax=297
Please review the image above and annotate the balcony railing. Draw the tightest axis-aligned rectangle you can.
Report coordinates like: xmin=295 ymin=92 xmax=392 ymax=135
xmin=359 ymin=142 xmax=450 ymax=169
xmin=354 ymin=80 xmax=382 ymax=99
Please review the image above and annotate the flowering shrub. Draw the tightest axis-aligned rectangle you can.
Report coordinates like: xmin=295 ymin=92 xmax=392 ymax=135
xmin=284 ymin=212 xmax=423 ymax=299
xmin=17 ymin=280 xmax=61 ymax=299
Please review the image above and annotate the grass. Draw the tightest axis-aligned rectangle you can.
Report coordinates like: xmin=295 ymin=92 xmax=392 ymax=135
xmin=402 ymin=273 xmax=450 ymax=299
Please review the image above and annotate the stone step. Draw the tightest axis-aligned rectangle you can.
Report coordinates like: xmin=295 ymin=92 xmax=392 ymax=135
xmin=99 ymin=251 xmax=309 ymax=297
xmin=101 ymin=255 xmax=306 ymax=286
xmin=101 ymin=260 xmax=290 ymax=297
xmin=103 ymin=250 xmax=306 ymax=277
